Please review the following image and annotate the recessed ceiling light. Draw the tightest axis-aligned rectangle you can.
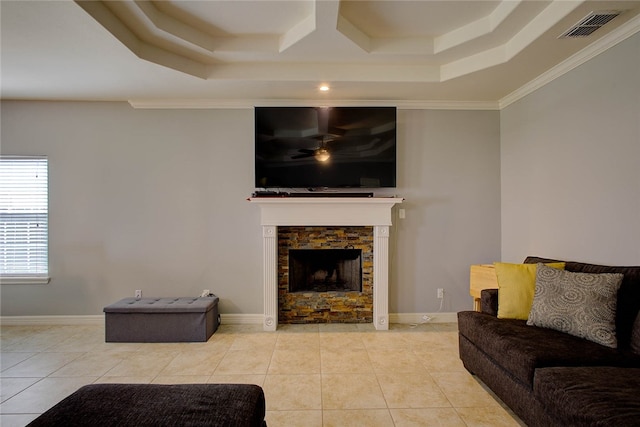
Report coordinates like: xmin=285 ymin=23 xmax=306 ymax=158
xmin=319 ymin=85 xmax=330 ymax=92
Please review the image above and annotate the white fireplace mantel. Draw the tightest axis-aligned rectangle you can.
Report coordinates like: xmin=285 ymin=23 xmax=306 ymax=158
xmin=250 ymin=197 xmax=403 ymax=331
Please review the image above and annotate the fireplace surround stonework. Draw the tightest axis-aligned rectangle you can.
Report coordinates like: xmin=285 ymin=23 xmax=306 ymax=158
xmin=250 ymin=197 xmax=403 ymax=331
xmin=278 ymin=226 xmax=373 ymax=324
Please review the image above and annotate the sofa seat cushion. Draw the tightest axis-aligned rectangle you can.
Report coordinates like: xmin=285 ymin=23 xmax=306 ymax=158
xmin=458 ymin=311 xmax=640 ymax=387
xmin=534 ymin=367 xmax=640 ymax=427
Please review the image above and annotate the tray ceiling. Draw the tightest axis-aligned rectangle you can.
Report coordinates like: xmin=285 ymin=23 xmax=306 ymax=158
xmin=1 ymin=0 xmax=639 ymax=108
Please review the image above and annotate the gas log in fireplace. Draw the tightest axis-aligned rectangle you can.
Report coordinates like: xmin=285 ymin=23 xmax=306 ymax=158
xmin=289 ymin=248 xmax=362 ymax=293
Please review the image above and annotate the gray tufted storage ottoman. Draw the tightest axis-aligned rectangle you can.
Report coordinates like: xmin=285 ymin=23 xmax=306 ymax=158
xmin=104 ymin=296 xmax=220 ymax=342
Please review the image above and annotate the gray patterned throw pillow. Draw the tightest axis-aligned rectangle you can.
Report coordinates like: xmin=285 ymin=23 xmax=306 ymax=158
xmin=527 ymin=263 xmax=623 ymax=348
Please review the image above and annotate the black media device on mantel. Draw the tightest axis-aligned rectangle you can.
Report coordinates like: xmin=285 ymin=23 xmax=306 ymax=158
xmin=254 ymin=107 xmax=397 ymax=189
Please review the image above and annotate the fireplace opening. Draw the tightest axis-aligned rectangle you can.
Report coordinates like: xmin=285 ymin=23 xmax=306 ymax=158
xmin=289 ymin=248 xmax=362 ymax=293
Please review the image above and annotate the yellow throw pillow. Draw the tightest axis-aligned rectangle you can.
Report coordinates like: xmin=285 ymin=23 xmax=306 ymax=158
xmin=495 ymin=262 xmax=565 ymax=319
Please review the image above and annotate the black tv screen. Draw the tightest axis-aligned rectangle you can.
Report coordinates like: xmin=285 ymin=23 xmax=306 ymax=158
xmin=255 ymin=107 xmax=396 ymax=189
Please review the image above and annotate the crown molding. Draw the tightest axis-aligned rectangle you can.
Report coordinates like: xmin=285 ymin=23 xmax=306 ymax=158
xmin=500 ymin=14 xmax=640 ymax=109
xmin=128 ymin=99 xmax=499 ymax=110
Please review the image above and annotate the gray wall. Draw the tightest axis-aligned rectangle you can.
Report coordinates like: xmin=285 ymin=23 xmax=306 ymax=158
xmin=500 ymin=32 xmax=640 ymax=265
xmin=0 ymin=103 xmax=501 ymax=316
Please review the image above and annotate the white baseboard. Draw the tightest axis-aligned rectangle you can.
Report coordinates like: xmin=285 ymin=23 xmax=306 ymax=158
xmin=0 ymin=312 xmax=458 ymax=326
xmin=0 ymin=315 xmax=105 ymax=326
xmin=390 ymin=312 xmax=458 ymax=324
xmin=219 ymin=313 xmax=265 ymax=325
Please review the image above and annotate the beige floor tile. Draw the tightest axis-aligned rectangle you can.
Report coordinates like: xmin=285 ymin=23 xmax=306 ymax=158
xmin=361 ymin=331 xmax=411 ymax=350
xmin=266 ymin=410 xmax=322 ymax=427
xmin=321 ymin=373 xmax=387 ymax=409
xmin=0 ymin=353 xmax=35 ymax=371
xmin=456 ymin=406 xmax=524 ymax=427
xmin=96 ymin=342 xmax=145 ymax=352
xmin=368 ymin=348 xmax=426 ymax=373
xmin=208 ymin=374 xmax=265 ymax=386
xmin=320 ymin=347 xmax=373 ymax=374
xmin=0 ymin=414 xmax=40 ymax=427
xmin=0 ymin=377 xmax=96 ymax=414
xmin=376 ymin=372 xmax=451 ymax=408
xmin=151 ymin=375 xmax=210 ymax=384
xmin=269 ymin=348 xmax=321 ymax=374
xmin=322 ymin=409 xmax=395 ymax=427
xmin=217 ymin=324 xmax=265 ymax=334
xmin=408 ymin=332 xmax=459 ymax=352
xmin=429 ymin=323 xmax=460 ymax=333
xmin=415 ymin=349 xmax=467 ymax=373
xmin=0 ymin=323 xmax=523 ymax=426
xmin=158 ymin=349 xmax=226 ymax=376
xmin=319 ymin=332 xmax=366 ymax=350
xmin=1 ymin=378 xmax=41 ymax=403
xmin=275 ymin=332 xmax=321 ymax=350
xmin=103 ymin=351 xmax=177 ymax=377
xmin=390 ymin=408 xmax=467 ymax=427
xmin=45 ymin=332 xmax=105 ymax=353
xmin=214 ymin=349 xmax=273 ymax=375
xmin=430 ymin=372 xmax=501 ymax=408
xmin=263 ymin=374 xmax=322 ymax=410
xmin=277 ymin=324 xmax=320 ymax=333
xmin=203 ymin=333 xmax=235 ymax=348
xmin=1 ymin=327 xmax=81 ymax=352
xmin=93 ymin=376 xmax=153 ymax=384
xmin=319 ymin=324 xmax=362 ymax=333
xmin=139 ymin=342 xmax=199 ymax=352
xmin=0 ymin=352 xmax=84 ymax=378
xmin=229 ymin=333 xmax=278 ymax=351
xmin=49 ymin=351 xmax=129 ymax=377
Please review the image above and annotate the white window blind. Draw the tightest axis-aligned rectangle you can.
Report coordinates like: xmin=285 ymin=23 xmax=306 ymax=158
xmin=0 ymin=156 xmax=49 ymax=283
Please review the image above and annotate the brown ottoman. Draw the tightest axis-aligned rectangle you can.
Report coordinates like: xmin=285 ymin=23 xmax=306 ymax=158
xmin=27 ymin=383 xmax=266 ymax=426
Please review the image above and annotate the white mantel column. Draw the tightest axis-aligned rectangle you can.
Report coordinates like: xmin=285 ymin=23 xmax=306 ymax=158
xmin=373 ymin=225 xmax=390 ymax=330
xmin=263 ymin=226 xmax=278 ymax=331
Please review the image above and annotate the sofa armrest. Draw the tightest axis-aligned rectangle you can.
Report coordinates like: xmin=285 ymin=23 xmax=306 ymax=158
xmin=481 ymin=289 xmax=499 ymax=316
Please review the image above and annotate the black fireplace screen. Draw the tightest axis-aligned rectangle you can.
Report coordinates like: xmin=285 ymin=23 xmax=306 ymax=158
xmin=288 ymin=249 xmax=362 ymax=292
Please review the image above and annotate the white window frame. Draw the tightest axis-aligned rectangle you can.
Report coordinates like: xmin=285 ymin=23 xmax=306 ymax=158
xmin=0 ymin=155 xmax=50 ymax=284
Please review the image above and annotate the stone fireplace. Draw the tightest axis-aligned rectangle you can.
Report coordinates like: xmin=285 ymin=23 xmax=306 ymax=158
xmin=250 ymin=197 xmax=403 ymax=331
xmin=279 ymin=226 xmax=373 ymax=323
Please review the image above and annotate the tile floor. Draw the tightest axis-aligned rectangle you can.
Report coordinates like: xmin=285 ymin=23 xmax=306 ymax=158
xmin=1 ymin=322 xmax=524 ymax=427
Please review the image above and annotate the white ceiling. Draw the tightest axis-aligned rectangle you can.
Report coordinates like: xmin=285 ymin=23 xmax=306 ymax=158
xmin=1 ymin=0 xmax=639 ymax=109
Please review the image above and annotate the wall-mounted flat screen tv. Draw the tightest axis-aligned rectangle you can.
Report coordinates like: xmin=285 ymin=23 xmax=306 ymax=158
xmin=255 ymin=106 xmax=396 ymax=189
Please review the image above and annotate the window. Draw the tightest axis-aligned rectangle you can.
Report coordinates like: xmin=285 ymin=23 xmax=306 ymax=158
xmin=0 ymin=156 xmax=49 ymax=284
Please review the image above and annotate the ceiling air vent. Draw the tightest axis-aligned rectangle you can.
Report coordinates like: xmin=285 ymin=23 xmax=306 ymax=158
xmin=559 ymin=11 xmax=622 ymax=38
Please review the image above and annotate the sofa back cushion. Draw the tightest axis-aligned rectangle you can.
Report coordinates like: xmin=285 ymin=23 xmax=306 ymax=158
xmin=524 ymin=256 xmax=640 ymax=350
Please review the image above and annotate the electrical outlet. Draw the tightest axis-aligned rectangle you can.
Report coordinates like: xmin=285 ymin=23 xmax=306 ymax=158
xmin=437 ymin=288 xmax=444 ymax=299
xmin=135 ymin=289 xmax=142 ymax=299
xmin=202 ymin=289 xmax=211 ymax=297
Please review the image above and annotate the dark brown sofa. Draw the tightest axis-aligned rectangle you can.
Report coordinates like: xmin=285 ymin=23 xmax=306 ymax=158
xmin=458 ymin=256 xmax=640 ymax=427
